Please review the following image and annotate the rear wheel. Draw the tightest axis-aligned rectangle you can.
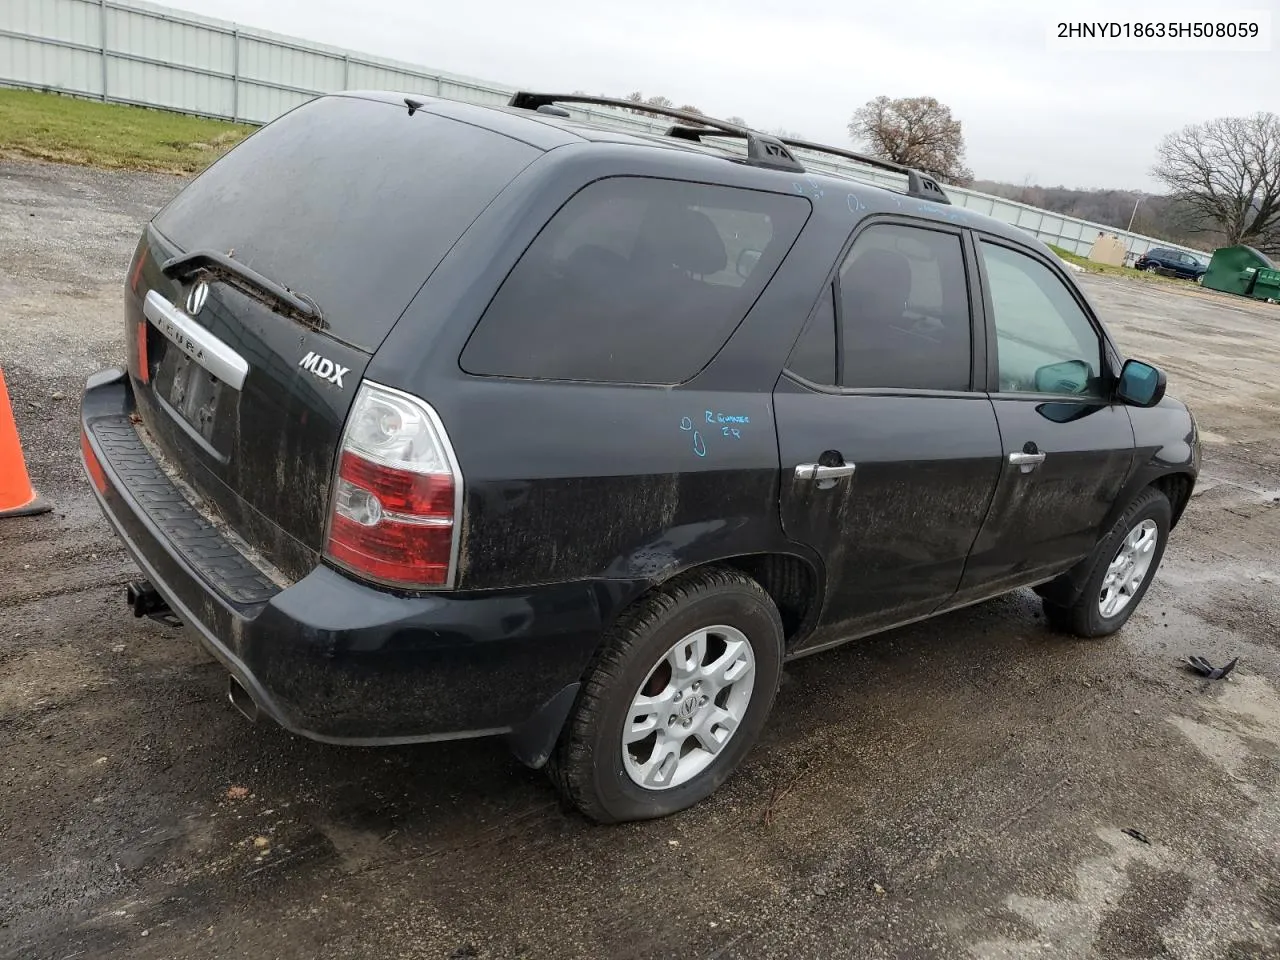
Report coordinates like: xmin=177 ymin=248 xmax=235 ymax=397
xmin=549 ymin=567 xmax=783 ymax=823
xmin=1043 ymin=487 xmax=1171 ymax=637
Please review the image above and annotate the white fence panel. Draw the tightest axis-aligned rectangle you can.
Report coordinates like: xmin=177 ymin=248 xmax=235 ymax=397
xmin=0 ymin=33 xmax=102 ymax=95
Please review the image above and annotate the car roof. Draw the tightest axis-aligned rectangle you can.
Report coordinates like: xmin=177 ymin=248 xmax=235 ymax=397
xmin=340 ymin=90 xmax=1046 ymax=252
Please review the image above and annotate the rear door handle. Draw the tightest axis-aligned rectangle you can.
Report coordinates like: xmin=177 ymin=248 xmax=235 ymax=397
xmin=1009 ymin=451 xmax=1047 ymax=469
xmin=795 ymin=462 xmax=857 ymax=481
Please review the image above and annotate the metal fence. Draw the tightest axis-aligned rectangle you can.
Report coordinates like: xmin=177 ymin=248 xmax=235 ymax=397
xmin=0 ymin=0 xmax=1209 ymax=261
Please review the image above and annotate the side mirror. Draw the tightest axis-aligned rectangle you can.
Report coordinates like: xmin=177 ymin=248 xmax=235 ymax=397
xmin=1033 ymin=359 xmax=1093 ymax=395
xmin=1116 ymin=359 xmax=1167 ymax=407
xmin=735 ymin=248 xmax=762 ymax=279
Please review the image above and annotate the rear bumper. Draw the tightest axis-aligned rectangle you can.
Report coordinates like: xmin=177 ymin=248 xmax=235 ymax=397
xmin=80 ymin=368 xmax=623 ymax=758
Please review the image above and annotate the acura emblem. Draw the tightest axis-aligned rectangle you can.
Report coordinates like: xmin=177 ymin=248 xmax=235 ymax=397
xmin=185 ymin=281 xmax=209 ymax=316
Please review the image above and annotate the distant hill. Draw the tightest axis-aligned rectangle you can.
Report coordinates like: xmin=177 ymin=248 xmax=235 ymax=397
xmin=970 ymin=180 xmax=1221 ymax=251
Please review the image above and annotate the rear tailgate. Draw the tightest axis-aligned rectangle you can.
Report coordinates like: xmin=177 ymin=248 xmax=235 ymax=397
xmin=123 ymin=94 xmax=540 ymax=580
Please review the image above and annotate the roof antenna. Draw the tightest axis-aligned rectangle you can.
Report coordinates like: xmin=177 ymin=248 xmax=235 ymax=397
xmin=404 ymin=97 xmax=424 ymax=116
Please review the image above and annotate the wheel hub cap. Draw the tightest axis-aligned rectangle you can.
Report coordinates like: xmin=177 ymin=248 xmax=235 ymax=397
xmin=621 ymin=625 xmax=756 ymax=791
xmin=1098 ymin=518 xmax=1159 ymax=618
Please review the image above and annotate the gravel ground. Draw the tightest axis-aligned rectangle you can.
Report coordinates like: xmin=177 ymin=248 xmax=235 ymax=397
xmin=1 ymin=159 xmax=1279 ymax=960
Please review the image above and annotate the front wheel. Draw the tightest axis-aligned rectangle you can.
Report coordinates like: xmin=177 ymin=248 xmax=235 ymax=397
xmin=1043 ymin=487 xmax=1172 ymax=637
xmin=549 ymin=567 xmax=784 ymax=823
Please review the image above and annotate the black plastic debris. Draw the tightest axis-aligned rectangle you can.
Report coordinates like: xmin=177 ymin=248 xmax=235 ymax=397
xmin=1185 ymin=655 xmax=1239 ymax=680
xmin=1121 ymin=828 xmax=1151 ymax=845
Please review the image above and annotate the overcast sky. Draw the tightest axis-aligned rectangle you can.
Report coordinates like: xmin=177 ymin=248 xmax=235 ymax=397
xmin=171 ymin=0 xmax=1278 ymax=190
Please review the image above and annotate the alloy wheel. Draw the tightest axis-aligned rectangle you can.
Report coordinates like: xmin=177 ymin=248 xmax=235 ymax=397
xmin=1099 ymin=519 xmax=1159 ymax=618
xmin=621 ymin=625 xmax=756 ymax=790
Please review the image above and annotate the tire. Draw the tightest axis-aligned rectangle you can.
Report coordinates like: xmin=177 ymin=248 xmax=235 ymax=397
xmin=1146 ymin=265 xmax=1161 ymax=274
xmin=1042 ymin=487 xmax=1172 ymax=638
xmin=548 ymin=567 xmax=784 ymax=823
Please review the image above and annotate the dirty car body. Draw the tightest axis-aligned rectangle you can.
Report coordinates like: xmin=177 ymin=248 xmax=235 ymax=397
xmin=81 ymin=91 xmax=1200 ymax=822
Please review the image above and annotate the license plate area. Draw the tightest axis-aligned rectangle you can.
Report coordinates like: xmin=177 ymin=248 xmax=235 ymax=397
xmin=168 ymin=351 xmax=224 ymax=441
xmin=150 ymin=342 xmax=235 ymax=462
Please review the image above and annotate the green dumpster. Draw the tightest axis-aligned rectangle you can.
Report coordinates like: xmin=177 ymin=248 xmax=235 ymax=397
xmin=1254 ymin=267 xmax=1280 ymax=302
xmin=1202 ymin=245 xmax=1279 ymax=300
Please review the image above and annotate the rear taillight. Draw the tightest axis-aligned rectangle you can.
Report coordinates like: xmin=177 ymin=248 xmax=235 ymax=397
xmin=135 ymin=321 xmax=150 ymax=384
xmin=323 ymin=382 xmax=461 ymax=588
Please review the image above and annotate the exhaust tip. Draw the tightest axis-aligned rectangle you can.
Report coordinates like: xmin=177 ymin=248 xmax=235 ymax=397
xmin=227 ymin=675 xmax=260 ymax=724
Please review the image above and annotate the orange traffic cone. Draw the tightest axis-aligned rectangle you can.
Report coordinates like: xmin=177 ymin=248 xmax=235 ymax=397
xmin=0 ymin=369 xmax=52 ymax=518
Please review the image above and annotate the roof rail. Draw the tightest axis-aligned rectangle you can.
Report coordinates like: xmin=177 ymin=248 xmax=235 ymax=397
xmin=666 ymin=124 xmax=951 ymax=206
xmin=777 ymin=136 xmax=951 ymax=205
xmin=507 ymin=92 xmax=805 ymax=174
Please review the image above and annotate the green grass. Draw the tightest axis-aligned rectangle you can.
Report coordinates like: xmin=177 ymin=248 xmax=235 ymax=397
xmin=0 ymin=88 xmax=253 ymax=174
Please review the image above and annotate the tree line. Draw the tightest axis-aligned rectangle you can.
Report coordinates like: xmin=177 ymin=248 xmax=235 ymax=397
xmin=848 ymin=96 xmax=1277 ymax=253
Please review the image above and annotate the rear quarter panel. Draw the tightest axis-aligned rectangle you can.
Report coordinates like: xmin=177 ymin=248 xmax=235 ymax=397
xmin=366 ymin=146 xmax=852 ymax=593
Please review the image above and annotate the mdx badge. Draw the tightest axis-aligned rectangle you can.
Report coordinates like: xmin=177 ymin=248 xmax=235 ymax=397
xmin=299 ymin=351 xmax=349 ymax=387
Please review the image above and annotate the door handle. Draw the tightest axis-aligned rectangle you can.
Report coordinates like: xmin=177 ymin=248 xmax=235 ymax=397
xmin=795 ymin=462 xmax=857 ymax=481
xmin=1008 ymin=451 xmax=1047 ymax=471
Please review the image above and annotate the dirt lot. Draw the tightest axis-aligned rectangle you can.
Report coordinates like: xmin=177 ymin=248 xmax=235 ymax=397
xmin=1 ymin=159 xmax=1279 ymax=960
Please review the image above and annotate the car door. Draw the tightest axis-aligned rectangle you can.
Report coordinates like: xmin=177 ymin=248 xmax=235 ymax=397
xmin=775 ymin=220 xmax=1004 ymax=652
xmin=950 ymin=235 xmax=1135 ymax=606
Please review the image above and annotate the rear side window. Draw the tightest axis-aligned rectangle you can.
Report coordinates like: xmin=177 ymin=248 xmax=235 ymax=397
xmin=153 ymin=96 xmax=538 ymax=352
xmin=460 ymin=178 xmax=810 ymax=383
xmin=838 ymin=223 xmax=972 ymax=391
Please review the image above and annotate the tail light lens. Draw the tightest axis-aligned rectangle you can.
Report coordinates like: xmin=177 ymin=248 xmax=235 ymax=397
xmin=323 ymin=381 xmax=461 ymax=588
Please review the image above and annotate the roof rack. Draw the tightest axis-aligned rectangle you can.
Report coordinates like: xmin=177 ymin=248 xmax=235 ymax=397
xmin=777 ymin=136 xmax=951 ymax=205
xmin=666 ymin=124 xmax=951 ymax=206
xmin=508 ymin=92 xmax=951 ymax=206
xmin=507 ymin=92 xmax=805 ymax=174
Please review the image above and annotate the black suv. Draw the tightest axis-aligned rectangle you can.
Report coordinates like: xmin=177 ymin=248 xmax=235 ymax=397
xmin=1134 ymin=247 xmax=1206 ymax=281
xmin=81 ymin=92 xmax=1199 ymax=823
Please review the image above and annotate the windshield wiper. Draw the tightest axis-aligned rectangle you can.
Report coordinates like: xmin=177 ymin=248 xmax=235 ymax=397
xmin=161 ymin=249 xmax=325 ymax=329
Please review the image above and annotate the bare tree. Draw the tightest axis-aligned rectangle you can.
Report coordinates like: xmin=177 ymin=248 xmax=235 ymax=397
xmin=725 ymin=116 xmax=748 ymax=127
xmin=1153 ymin=112 xmax=1280 ymax=252
xmin=848 ymin=95 xmax=973 ymax=185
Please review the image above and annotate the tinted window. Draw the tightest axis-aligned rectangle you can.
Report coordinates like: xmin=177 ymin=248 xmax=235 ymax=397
xmin=461 ymin=178 xmax=809 ymax=383
xmin=786 ymin=286 xmax=837 ymax=384
xmin=154 ymin=96 xmax=537 ymax=351
xmin=838 ymin=224 xmax=971 ymax=391
xmin=980 ymin=241 xmax=1105 ymax=397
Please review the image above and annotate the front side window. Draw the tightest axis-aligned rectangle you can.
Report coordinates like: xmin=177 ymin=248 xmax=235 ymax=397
xmin=980 ymin=241 xmax=1105 ymax=397
xmin=837 ymin=223 xmax=972 ymax=391
xmin=460 ymin=177 xmax=809 ymax=384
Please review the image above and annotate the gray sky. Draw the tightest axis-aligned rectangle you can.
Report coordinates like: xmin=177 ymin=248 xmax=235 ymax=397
xmin=173 ymin=0 xmax=1278 ymax=190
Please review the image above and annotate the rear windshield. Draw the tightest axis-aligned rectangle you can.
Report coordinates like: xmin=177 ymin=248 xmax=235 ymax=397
xmin=153 ymin=95 xmax=538 ymax=352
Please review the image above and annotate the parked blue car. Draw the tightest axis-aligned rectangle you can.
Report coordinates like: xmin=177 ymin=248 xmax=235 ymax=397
xmin=1135 ymin=247 xmax=1207 ymax=281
